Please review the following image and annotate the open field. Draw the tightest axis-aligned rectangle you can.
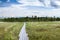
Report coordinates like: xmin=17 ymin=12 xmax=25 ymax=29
xmin=1 ymin=22 xmax=60 ymax=40
xmin=26 ymin=21 xmax=60 ymax=40
xmin=0 ymin=22 xmax=23 ymax=40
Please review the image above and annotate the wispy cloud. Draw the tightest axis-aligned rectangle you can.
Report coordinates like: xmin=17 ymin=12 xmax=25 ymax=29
xmin=0 ymin=4 xmax=60 ymax=17
xmin=0 ymin=0 xmax=60 ymax=17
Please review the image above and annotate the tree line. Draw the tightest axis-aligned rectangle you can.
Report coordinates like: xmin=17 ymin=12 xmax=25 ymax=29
xmin=0 ymin=16 xmax=60 ymax=22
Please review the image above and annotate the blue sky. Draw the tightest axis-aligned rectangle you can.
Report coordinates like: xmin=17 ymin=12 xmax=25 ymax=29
xmin=0 ymin=0 xmax=60 ymax=17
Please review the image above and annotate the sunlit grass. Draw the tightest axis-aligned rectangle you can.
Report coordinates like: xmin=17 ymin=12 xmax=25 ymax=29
xmin=0 ymin=22 xmax=23 ymax=40
xmin=26 ymin=21 xmax=60 ymax=40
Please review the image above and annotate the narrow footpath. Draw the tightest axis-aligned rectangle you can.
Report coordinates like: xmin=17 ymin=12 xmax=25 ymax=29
xmin=19 ymin=22 xmax=29 ymax=40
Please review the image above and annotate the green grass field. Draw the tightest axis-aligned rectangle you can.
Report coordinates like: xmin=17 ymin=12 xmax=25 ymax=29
xmin=26 ymin=22 xmax=60 ymax=40
xmin=1 ymin=22 xmax=60 ymax=40
xmin=0 ymin=22 xmax=23 ymax=40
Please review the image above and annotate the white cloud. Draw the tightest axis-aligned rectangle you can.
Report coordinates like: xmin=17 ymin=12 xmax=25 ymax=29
xmin=0 ymin=0 xmax=60 ymax=17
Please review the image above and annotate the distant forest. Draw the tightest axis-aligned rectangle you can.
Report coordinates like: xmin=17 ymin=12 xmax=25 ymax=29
xmin=0 ymin=16 xmax=60 ymax=22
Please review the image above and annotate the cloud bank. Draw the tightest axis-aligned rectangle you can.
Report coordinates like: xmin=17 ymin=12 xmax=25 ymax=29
xmin=0 ymin=0 xmax=60 ymax=17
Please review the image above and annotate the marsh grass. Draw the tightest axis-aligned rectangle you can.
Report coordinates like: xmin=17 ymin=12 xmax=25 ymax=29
xmin=0 ymin=22 xmax=23 ymax=40
xmin=26 ymin=22 xmax=60 ymax=40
